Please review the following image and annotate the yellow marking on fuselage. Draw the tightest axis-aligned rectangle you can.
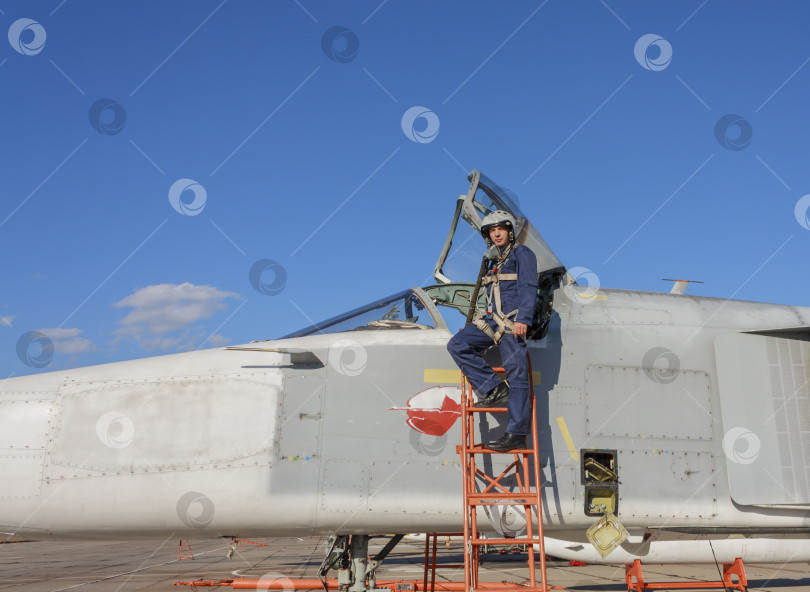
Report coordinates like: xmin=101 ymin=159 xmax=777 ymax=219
xmin=423 ymin=369 xmax=463 ymax=383
xmin=424 ymin=369 xmax=541 ymax=384
xmin=556 ymin=416 xmax=579 ymax=462
xmin=577 ymin=292 xmax=607 ymax=301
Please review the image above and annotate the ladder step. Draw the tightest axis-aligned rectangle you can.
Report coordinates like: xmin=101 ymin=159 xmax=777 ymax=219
xmin=466 ymin=406 xmax=508 ymax=413
xmin=467 ymin=496 xmax=539 ymax=504
xmin=466 ymin=446 xmax=536 ymax=454
xmin=467 ymin=491 xmax=539 ymax=498
xmin=467 ymin=490 xmax=539 ymax=497
xmin=470 ymin=537 xmax=538 ymax=546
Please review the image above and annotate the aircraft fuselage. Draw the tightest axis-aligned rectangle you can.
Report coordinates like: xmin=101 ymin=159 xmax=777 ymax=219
xmin=2 ymin=285 xmax=809 ymax=543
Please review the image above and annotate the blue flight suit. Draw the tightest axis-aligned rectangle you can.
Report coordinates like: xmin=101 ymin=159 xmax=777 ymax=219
xmin=447 ymin=244 xmax=538 ymax=435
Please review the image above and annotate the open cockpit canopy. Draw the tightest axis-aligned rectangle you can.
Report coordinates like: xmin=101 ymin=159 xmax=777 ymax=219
xmin=280 ymin=171 xmax=565 ymax=340
xmin=434 ymin=170 xmax=564 ymax=284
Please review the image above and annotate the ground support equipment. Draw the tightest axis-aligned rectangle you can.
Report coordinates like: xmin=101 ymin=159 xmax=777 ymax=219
xmin=625 ymin=557 xmax=747 ymax=591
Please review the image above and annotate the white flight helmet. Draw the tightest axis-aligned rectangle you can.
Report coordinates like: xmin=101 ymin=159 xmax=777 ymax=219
xmin=480 ymin=210 xmax=517 ymax=245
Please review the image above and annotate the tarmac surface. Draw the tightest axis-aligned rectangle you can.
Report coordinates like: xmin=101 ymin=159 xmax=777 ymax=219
xmin=1 ymin=536 xmax=810 ymax=591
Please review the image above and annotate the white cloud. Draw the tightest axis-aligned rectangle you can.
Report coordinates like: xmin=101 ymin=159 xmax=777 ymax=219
xmin=139 ymin=335 xmax=183 ymax=351
xmin=0 ymin=315 xmax=15 ymax=328
xmin=38 ymin=327 xmax=95 ymax=354
xmin=207 ymin=334 xmax=232 ymax=347
xmin=113 ymin=283 xmax=240 ymax=350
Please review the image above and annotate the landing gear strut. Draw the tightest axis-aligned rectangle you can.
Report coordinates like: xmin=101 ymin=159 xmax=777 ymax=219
xmin=319 ymin=534 xmax=404 ymax=592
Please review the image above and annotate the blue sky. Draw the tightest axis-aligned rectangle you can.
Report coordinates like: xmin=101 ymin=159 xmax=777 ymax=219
xmin=2 ymin=1 xmax=809 ymax=376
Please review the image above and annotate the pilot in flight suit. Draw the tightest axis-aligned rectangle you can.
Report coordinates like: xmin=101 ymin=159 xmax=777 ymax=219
xmin=447 ymin=210 xmax=538 ymax=452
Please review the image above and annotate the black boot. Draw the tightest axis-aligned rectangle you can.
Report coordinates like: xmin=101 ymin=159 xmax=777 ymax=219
xmin=473 ymin=381 xmax=509 ymax=408
xmin=484 ymin=432 xmax=526 ymax=452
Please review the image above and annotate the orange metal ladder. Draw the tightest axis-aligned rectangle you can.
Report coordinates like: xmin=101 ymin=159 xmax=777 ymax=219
xmin=457 ymin=355 xmax=550 ymax=592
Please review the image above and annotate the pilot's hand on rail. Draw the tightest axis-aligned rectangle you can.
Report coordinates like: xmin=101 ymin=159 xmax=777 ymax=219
xmin=513 ymin=322 xmax=528 ymax=338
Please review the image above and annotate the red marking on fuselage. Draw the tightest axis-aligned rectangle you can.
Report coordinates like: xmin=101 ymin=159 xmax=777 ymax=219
xmin=389 ymin=386 xmax=462 ymax=436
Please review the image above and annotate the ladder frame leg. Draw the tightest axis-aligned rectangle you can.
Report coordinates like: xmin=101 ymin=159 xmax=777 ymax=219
xmin=722 ymin=557 xmax=748 ymax=591
xmin=422 ymin=535 xmax=431 ymax=592
xmin=625 ymin=559 xmax=645 ymax=592
xmin=461 ymin=375 xmax=473 ymax=592
xmin=527 ymin=355 xmax=548 ymax=592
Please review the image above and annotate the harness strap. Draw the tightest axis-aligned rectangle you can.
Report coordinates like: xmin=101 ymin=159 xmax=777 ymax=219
xmin=482 ymin=273 xmax=518 ymax=284
xmin=476 ymin=244 xmax=522 ymax=344
xmin=473 ymin=308 xmax=518 ymax=344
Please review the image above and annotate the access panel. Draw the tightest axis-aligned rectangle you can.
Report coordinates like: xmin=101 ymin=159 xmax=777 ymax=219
xmin=715 ymin=332 xmax=810 ymax=505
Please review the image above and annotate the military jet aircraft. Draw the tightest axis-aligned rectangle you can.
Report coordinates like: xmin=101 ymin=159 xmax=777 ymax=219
xmin=2 ymin=171 xmax=810 ymax=583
